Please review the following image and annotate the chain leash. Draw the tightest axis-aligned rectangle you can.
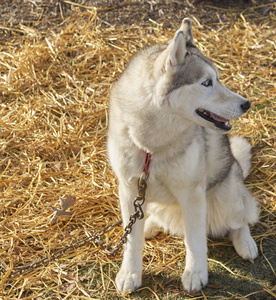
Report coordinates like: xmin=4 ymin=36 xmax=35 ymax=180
xmin=105 ymin=171 xmax=148 ymax=255
xmin=7 ymin=171 xmax=149 ymax=278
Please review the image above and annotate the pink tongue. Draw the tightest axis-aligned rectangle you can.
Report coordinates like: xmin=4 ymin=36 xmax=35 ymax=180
xmin=210 ymin=112 xmax=228 ymax=123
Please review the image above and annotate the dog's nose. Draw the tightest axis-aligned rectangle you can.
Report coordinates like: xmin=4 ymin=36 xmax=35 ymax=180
xmin=240 ymin=100 xmax=251 ymax=112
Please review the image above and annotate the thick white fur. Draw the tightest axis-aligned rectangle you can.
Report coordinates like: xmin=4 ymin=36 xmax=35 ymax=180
xmin=230 ymin=135 xmax=252 ymax=178
xmin=108 ymin=18 xmax=258 ymax=294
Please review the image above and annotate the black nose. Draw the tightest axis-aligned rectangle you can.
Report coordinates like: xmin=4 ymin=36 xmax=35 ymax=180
xmin=240 ymin=100 xmax=251 ymax=112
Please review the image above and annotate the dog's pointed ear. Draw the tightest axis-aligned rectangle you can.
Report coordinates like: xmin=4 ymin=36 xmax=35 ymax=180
xmin=166 ymin=18 xmax=194 ymax=72
xmin=181 ymin=18 xmax=194 ymax=47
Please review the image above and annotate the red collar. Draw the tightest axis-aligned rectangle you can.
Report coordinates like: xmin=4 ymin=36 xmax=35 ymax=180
xmin=143 ymin=153 xmax=151 ymax=174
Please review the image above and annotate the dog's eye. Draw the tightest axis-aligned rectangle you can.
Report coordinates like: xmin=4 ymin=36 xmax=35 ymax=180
xmin=202 ymin=79 xmax=213 ymax=87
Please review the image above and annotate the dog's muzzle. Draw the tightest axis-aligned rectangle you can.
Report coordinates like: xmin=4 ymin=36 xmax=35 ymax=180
xmin=240 ymin=100 xmax=251 ymax=113
xmin=196 ymin=108 xmax=232 ymax=131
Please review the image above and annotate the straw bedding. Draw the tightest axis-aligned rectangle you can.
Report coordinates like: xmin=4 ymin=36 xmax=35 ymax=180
xmin=0 ymin=8 xmax=275 ymax=299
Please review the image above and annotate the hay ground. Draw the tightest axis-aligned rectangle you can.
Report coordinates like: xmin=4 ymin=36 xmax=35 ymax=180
xmin=0 ymin=5 xmax=276 ymax=300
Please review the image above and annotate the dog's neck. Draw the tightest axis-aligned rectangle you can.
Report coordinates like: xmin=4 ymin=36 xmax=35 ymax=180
xmin=128 ymin=108 xmax=194 ymax=154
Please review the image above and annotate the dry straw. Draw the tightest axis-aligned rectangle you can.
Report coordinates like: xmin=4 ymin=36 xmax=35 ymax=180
xmin=0 ymin=7 xmax=275 ymax=300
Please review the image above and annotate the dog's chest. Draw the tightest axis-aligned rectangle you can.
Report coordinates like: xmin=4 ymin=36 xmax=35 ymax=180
xmin=145 ymin=138 xmax=206 ymax=203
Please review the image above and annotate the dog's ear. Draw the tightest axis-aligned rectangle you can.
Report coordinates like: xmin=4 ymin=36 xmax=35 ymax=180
xmin=180 ymin=18 xmax=194 ymax=47
xmin=165 ymin=18 xmax=194 ymax=73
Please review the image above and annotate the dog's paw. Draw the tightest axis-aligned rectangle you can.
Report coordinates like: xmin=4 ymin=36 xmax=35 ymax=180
xmin=230 ymin=227 xmax=258 ymax=261
xmin=182 ymin=267 xmax=208 ymax=293
xmin=115 ymin=268 xmax=142 ymax=293
xmin=233 ymin=233 xmax=258 ymax=261
xmin=144 ymin=216 xmax=159 ymax=239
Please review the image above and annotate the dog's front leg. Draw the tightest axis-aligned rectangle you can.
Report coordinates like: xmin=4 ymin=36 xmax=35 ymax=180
xmin=115 ymin=181 xmax=146 ymax=293
xmin=177 ymin=185 xmax=208 ymax=292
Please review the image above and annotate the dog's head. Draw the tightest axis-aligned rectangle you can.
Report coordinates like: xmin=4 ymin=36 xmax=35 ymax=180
xmin=154 ymin=18 xmax=250 ymax=133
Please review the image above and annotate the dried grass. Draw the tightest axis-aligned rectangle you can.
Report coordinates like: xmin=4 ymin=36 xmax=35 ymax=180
xmin=0 ymin=9 xmax=275 ymax=299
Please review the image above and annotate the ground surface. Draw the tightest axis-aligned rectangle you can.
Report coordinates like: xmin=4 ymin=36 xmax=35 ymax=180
xmin=0 ymin=1 xmax=275 ymax=300
xmin=1 ymin=0 xmax=275 ymax=30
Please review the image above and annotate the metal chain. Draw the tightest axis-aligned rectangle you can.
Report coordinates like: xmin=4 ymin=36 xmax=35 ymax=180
xmin=7 ymin=219 xmax=122 ymax=278
xmin=105 ymin=172 xmax=148 ymax=255
xmin=7 ymin=172 xmax=148 ymax=278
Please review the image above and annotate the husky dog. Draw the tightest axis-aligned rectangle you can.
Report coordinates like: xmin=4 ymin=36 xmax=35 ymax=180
xmin=108 ymin=18 xmax=258 ymax=293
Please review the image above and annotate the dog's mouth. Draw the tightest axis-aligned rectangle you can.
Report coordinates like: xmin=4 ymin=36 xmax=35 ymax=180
xmin=196 ymin=108 xmax=231 ymax=131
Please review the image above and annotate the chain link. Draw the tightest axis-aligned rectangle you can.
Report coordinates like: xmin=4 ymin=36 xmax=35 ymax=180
xmin=95 ymin=172 xmax=148 ymax=256
xmin=8 ymin=219 xmax=122 ymax=278
xmin=7 ymin=172 xmax=148 ymax=278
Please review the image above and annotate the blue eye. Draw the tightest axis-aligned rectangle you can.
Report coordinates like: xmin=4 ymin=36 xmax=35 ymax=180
xmin=202 ymin=79 xmax=213 ymax=87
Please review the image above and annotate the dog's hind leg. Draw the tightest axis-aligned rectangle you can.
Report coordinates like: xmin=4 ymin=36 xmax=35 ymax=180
xmin=144 ymin=202 xmax=185 ymax=239
xmin=229 ymin=225 xmax=258 ymax=261
xmin=115 ymin=181 xmax=146 ymax=293
xmin=229 ymin=175 xmax=258 ymax=260
xmin=144 ymin=214 xmax=160 ymax=239
xmin=209 ymin=159 xmax=258 ymax=261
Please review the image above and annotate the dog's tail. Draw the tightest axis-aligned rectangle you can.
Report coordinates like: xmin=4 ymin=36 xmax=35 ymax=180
xmin=230 ymin=136 xmax=252 ymax=179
